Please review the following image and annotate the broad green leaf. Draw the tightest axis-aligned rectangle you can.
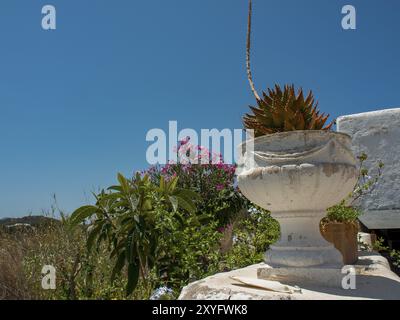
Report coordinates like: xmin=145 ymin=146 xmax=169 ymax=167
xmin=167 ymin=176 xmax=179 ymax=193
xmin=126 ymin=262 xmax=140 ymax=296
xmin=117 ymin=173 xmax=130 ymax=193
xmin=175 ymin=188 xmax=201 ymax=201
xmin=101 ymin=192 xmax=123 ymax=201
xmin=107 ymin=185 xmax=123 ymax=192
xmin=168 ymin=196 xmax=178 ymax=212
xmin=160 ymin=176 xmax=165 ymax=191
xmin=142 ymin=198 xmax=153 ymax=211
xmin=111 ymin=251 xmax=126 ymax=283
xmin=70 ymin=205 xmax=98 ymax=225
xmin=177 ymin=197 xmax=196 ymax=214
xmin=110 ymin=240 xmax=126 ymax=258
xmin=126 ymin=233 xmax=137 ymax=263
xmin=87 ymin=223 xmax=103 ymax=251
xmin=174 ymin=211 xmax=185 ymax=226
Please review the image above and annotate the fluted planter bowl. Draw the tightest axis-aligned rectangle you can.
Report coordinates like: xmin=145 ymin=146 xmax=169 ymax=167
xmin=237 ymin=131 xmax=358 ymax=268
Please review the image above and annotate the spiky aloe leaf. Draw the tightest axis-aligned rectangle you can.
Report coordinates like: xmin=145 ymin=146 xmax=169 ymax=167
xmin=243 ymin=84 xmax=332 ymax=137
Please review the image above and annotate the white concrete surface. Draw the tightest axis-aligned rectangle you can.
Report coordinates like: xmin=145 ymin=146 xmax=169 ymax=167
xmin=178 ymin=253 xmax=400 ymax=300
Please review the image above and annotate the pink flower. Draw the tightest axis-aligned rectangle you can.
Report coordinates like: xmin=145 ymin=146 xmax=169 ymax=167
xmin=178 ymin=136 xmax=190 ymax=148
xmin=216 ymin=184 xmax=225 ymax=191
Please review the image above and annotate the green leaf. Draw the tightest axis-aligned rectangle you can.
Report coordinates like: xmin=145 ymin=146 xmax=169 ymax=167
xmin=126 ymin=262 xmax=140 ymax=296
xmin=174 ymin=211 xmax=185 ymax=226
xmin=110 ymin=199 xmax=129 ymax=210
xmin=107 ymin=185 xmax=123 ymax=192
xmin=101 ymin=192 xmax=123 ymax=201
xmin=117 ymin=173 xmax=130 ymax=193
xmin=167 ymin=176 xmax=179 ymax=193
xmin=126 ymin=233 xmax=138 ymax=263
xmin=70 ymin=205 xmax=98 ymax=225
xmin=142 ymin=198 xmax=153 ymax=211
xmin=160 ymin=176 xmax=165 ymax=191
xmin=111 ymin=251 xmax=126 ymax=283
xmin=168 ymin=196 xmax=178 ymax=212
xmin=177 ymin=197 xmax=196 ymax=214
xmin=142 ymin=174 xmax=149 ymax=183
xmin=175 ymin=188 xmax=201 ymax=201
xmin=110 ymin=239 xmax=126 ymax=258
xmin=87 ymin=223 xmax=103 ymax=251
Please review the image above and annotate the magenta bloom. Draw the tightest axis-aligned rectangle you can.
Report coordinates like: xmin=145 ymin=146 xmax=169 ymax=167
xmin=216 ymin=184 xmax=225 ymax=191
xmin=178 ymin=136 xmax=190 ymax=148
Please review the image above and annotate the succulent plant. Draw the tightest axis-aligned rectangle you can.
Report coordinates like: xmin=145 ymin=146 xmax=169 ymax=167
xmin=243 ymin=84 xmax=333 ymax=137
xmin=244 ymin=0 xmax=332 ymax=137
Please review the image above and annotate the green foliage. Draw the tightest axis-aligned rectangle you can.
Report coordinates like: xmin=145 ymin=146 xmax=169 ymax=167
xmin=390 ymin=250 xmax=400 ymax=268
xmin=325 ymin=201 xmax=361 ymax=223
xmin=223 ymin=207 xmax=280 ymax=270
xmin=372 ymin=237 xmax=388 ymax=252
xmin=372 ymin=238 xmax=400 ymax=270
xmin=155 ymin=210 xmax=222 ymax=290
xmin=70 ymin=172 xmax=199 ymax=296
xmin=325 ymin=153 xmax=384 ymax=223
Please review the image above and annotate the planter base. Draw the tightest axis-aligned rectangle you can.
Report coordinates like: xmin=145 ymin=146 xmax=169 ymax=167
xmin=266 ymin=211 xmax=344 ymax=268
xmin=257 ymin=266 xmax=344 ymax=288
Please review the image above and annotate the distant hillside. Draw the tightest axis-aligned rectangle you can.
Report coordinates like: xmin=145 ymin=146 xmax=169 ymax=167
xmin=0 ymin=216 xmax=60 ymax=227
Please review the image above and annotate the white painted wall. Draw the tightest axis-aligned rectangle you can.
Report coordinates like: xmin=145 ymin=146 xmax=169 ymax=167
xmin=337 ymin=108 xmax=400 ymax=229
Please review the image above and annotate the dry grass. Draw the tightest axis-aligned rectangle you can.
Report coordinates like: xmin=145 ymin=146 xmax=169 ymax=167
xmin=0 ymin=222 xmax=130 ymax=300
xmin=0 ymin=221 xmax=85 ymax=300
xmin=0 ymin=230 xmax=34 ymax=299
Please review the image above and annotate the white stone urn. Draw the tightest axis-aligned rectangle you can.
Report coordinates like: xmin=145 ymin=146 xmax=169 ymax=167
xmin=237 ymin=131 xmax=358 ymax=270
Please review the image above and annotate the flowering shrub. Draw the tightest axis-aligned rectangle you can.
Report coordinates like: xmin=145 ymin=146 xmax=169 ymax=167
xmin=146 ymin=139 xmax=246 ymax=228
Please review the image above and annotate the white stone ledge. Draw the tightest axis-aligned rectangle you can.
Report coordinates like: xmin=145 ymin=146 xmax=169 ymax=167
xmin=178 ymin=252 xmax=400 ymax=300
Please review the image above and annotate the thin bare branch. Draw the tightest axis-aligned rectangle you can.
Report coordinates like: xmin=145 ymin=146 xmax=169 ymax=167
xmin=246 ymin=0 xmax=261 ymax=101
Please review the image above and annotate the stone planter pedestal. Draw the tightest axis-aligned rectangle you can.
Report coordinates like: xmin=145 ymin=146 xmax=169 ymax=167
xmin=237 ymin=131 xmax=358 ymax=287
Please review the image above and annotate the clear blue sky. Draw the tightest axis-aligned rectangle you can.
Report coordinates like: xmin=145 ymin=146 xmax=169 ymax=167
xmin=1 ymin=0 xmax=399 ymax=217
